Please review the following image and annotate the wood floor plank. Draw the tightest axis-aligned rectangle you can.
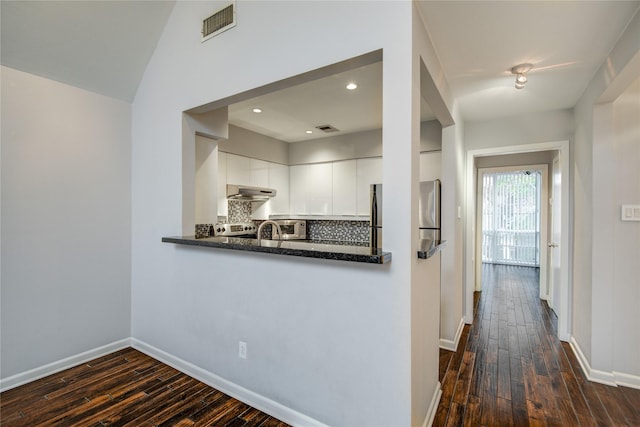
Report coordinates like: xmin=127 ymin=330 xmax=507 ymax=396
xmin=461 ymin=394 xmax=481 ymax=427
xmin=452 ymin=350 xmax=475 ymax=405
xmin=496 ymin=348 xmax=511 ymax=400
xmin=496 ymin=397 xmax=514 ymax=427
xmin=0 ymin=349 xmax=289 ymax=427
xmin=436 ymin=265 xmax=638 ymax=427
xmin=617 ymin=386 xmax=640 ymax=425
xmin=480 ymin=359 xmax=498 ymax=426
xmin=509 ymin=355 xmax=529 ymax=426
xmin=593 ymin=382 xmax=637 ymax=426
xmin=439 ymin=348 xmax=454 ymax=382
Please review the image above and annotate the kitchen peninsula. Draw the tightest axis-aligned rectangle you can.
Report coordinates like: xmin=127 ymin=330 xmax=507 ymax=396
xmin=162 ymin=235 xmax=391 ymax=264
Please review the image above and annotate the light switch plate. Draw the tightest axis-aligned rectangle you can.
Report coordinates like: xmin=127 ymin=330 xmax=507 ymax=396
xmin=621 ymin=204 xmax=640 ymax=221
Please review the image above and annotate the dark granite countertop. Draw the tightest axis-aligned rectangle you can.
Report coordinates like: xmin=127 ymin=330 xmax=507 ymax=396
xmin=417 ymin=239 xmax=447 ymax=259
xmin=162 ymin=236 xmax=391 ymax=264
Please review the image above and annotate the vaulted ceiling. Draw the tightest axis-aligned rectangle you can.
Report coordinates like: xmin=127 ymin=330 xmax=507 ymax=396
xmin=1 ymin=1 xmax=175 ymax=102
xmin=2 ymin=0 xmax=638 ymax=133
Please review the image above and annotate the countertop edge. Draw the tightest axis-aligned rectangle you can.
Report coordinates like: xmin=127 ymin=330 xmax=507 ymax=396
xmin=162 ymin=236 xmax=391 ymax=265
xmin=417 ymin=240 xmax=447 ymax=259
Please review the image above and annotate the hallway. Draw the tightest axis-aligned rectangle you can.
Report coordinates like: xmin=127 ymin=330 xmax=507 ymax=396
xmin=434 ymin=264 xmax=640 ymax=426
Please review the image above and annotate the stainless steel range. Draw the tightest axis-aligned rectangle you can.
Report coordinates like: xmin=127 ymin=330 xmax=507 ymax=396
xmin=213 ymin=222 xmax=257 ymax=237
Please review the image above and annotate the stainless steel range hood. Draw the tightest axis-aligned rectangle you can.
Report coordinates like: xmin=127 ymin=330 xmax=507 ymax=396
xmin=226 ymin=184 xmax=277 ymax=201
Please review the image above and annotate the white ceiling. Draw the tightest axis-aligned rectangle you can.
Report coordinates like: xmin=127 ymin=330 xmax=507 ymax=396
xmin=229 ymin=61 xmax=387 ymax=143
xmin=1 ymin=0 xmax=638 ymax=132
xmin=417 ymin=0 xmax=640 ymax=121
xmin=0 ymin=1 xmax=175 ymax=102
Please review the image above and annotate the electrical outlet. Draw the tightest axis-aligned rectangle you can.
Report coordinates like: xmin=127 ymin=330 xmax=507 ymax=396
xmin=238 ymin=341 xmax=247 ymax=359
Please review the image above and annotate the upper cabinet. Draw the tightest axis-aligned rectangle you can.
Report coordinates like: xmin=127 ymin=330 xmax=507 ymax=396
xmin=332 ymin=160 xmax=357 ymax=215
xmin=219 ymin=153 xmax=290 ymax=219
xmin=215 ymin=151 xmax=437 ymax=219
xmin=226 ymin=155 xmax=269 ymax=188
xmin=356 ymin=158 xmax=382 ymax=216
xmin=267 ymin=162 xmax=290 ymax=215
xmin=290 ymin=163 xmax=333 ymax=215
xmin=252 ymin=161 xmax=290 ymax=219
xmin=288 ymin=158 xmax=381 ymax=217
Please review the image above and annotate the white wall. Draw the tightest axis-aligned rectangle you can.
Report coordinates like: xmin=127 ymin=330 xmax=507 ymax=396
xmin=573 ymin=9 xmax=639 ymax=386
xmin=132 ymin=2 xmax=442 ymax=426
xmin=219 ymin=124 xmax=289 ymax=165
xmin=289 ymin=128 xmax=381 ymax=165
xmin=610 ymin=77 xmax=640 ymax=380
xmin=288 ymin=120 xmax=441 ymax=165
xmin=440 ymin=106 xmax=465 ymax=349
xmin=1 ymin=67 xmax=132 ymax=380
xmin=465 ymin=109 xmax=574 ymax=150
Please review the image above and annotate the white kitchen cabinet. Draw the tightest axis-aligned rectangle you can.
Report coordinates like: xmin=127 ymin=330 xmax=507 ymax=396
xmin=419 ymin=151 xmax=442 ymax=181
xmin=226 ymin=153 xmax=249 ymax=186
xmin=290 ymin=163 xmax=333 ymax=215
xmin=217 ymin=151 xmax=228 ymax=217
xmin=268 ymin=162 xmax=290 ymax=214
xmin=226 ymin=154 xmax=269 ymax=188
xmin=356 ymin=157 xmax=382 ymax=215
xmin=251 ymin=162 xmax=290 ymax=219
xmin=250 ymin=158 xmax=269 ymax=187
xmin=332 ymin=160 xmax=357 ymax=215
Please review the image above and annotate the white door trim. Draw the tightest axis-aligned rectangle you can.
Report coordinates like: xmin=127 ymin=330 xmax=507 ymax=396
xmin=464 ymin=140 xmax=571 ymax=341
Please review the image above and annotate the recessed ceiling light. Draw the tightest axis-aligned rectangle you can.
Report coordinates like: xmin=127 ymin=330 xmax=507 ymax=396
xmin=252 ymin=108 xmax=262 ymax=113
xmin=346 ymin=82 xmax=358 ymax=90
xmin=305 ymin=130 xmax=313 ymax=134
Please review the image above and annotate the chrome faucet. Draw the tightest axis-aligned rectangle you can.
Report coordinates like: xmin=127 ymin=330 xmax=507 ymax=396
xmin=256 ymin=220 xmax=283 ymax=246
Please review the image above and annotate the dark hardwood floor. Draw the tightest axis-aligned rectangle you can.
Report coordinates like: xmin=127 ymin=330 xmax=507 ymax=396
xmin=3 ymin=265 xmax=639 ymax=426
xmin=0 ymin=348 xmax=290 ymax=426
xmin=435 ymin=264 xmax=640 ymax=426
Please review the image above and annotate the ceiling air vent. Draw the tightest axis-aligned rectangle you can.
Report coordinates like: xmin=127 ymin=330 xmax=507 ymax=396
xmin=202 ymin=2 xmax=236 ymax=42
xmin=315 ymin=124 xmax=340 ymax=133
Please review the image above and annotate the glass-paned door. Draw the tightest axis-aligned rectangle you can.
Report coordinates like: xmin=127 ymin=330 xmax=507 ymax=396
xmin=482 ymin=170 xmax=541 ymax=266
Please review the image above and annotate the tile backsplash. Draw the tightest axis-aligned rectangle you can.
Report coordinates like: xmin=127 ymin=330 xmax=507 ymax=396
xmin=228 ymin=200 xmax=252 ymax=222
xmin=307 ymin=220 xmax=369 ymax=243
xmin=197 ymin=200 xmax=370 ymax=244
xmin=196 ymin=218 xmax=370 ymax=243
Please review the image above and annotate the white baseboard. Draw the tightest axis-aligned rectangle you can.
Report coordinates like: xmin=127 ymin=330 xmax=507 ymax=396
xmin=0 ymin=338 xmax=130 ymax=393
xmin=439 ymin=318 xmax=465 ymax=351
xmin=130 ymin=338 xmax=329 ymax=427
xmin=613 ymin=371 xmax=640 ymax=389
xmin=422 ymin=381 xmax=442 ymax=427
xmin=569 ymin=336 xmax=640 ymax=389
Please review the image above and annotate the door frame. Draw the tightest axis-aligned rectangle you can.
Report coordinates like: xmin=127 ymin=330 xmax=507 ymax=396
xmin=475 ymin=164 xmax=549 ymax=300
xmin=464 ymin=140 xmax=571 ymax=341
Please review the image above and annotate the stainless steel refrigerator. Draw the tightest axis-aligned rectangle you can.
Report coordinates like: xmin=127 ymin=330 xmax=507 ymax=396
xmin=370 ymin=183 xmax=382 ymax=248
xmin=419 ymin=179 xmax=441 ymax=241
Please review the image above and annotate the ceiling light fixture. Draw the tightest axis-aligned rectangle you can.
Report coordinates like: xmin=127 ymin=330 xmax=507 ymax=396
xmin=346 ymin=82 xmax=358 ymax=90
xmin=305 ymin=130 xmax=313 ymax=134
xmin=252 ymin=108 xmax=262 ymax=113
xmin=511 ymin=63 xmax=533 ymax=89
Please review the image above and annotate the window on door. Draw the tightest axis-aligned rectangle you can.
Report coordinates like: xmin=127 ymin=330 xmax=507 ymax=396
xmin=482 ymin=170 xmax=541 ymax=267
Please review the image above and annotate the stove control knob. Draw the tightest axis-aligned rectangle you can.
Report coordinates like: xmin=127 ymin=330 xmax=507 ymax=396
xmin=216 ymin=227 xmax=221 ymax=232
